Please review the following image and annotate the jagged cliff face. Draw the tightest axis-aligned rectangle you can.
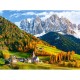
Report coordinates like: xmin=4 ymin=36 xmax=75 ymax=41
xmin=32 ymin=16 xmax=43 ymax=34
xmin=78 ymin=24 xmax=80 ymax=30
xmin=20 ymin=19 xmax=30 ymax=33
xmin=20 ymin=14 xmax=79 ymax=37
xmin=20 ymin=17 xmax=43 ymax=35
xmin=44 ymin=15 xmax=76 ymax=35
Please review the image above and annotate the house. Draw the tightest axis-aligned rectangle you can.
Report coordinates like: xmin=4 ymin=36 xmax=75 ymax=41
xmin=0 ymin=22 xmax=3 ymax=25
xmin=12 ymin=59 xmax=18 ymax=63
xmin=5 ymin=51 xmax=40 ymax=64
xmin=10 ymin=55 xmax=18 ymax=63
xmin=32 ymin=56 xmax=39 ymax=63
xmin=17 ymin=58 xmax=25 ymax=62
xmin=32 ymin=51 xmax=39 ymax=63
xmin=25 ymin=52 xmax=40 ymax=63
xmin=27 ymin=58 xmax=32 ymax=63
xmin=25 ymin=58 xmax=33 ymax=63
xmin=9 ymin=56 xmax=26 ymax=63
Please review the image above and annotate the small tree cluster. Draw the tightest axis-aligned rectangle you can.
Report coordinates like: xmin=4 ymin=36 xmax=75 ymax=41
xmin=50 ymin=51 xmax=75 ymax=64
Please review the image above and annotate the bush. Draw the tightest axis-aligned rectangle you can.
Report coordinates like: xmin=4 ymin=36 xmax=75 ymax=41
xmin=3 ymin=53 xmax=10 ymax=59
xmin=5 ymin=59 xmax=10 ymax=64
xmin=10 ymin=63 xmax=19 ymax=69
xmin=13 ymin=65 xmax=19 ymax=69
xmin=74 ymin=61 xmax=80 ymax=68
xmin=0 ymin=58 xmax=5 ymax=64
xmin=1 ymin=50 xmax=10 ymax=59
xmin=67 ymin=62 xmax=73 ymax=67
xmin=0 ymin=50 xmax=3 ymax=58
xmin=0 ymin=50 xmax=10 ymax=65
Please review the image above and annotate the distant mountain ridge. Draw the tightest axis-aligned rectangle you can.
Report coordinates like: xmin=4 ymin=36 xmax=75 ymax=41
xmin=20 ymin=14 xmax=80 ymax=38
xmin=40 ymin=32 xmax=80 ymax=54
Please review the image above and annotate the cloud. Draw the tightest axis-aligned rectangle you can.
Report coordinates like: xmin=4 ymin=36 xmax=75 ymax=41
xmin=0 ymin=10 xmax=4 ymax=14
xmin=22 ymin=12 xmax=36 ymax=15
xmin=15 ymin=21 xmax=21 ymax=27
xmin=37 ymin=12 xmax=48 ymax=16
xmin=22 ymin=12 xmax=49 ymax=16
xmin=41 ymin=11 xmax=55 ymax=20
xmin=40 ymin=11 xmax=80 ymax=25
xmin=11 ymin=11 xmax=51 ymax=17
xmin=27 ymin=18 xmax=33 ymax=22
xmin=10 ymin=12 xmax=36 ymax=18
xmin=55 ymin=11 xmax=80 ymax=25
xmin=10 ymin=11 xmax=80 ymax=25
xmin=10 ymin=13 xmax=21 ymax=18
xmin=9 ymin=10 xmax=20 ymax=12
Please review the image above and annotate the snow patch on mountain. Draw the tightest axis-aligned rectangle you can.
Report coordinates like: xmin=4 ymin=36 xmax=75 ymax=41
xmin=73 ymin=27 xmax=80 ymax=38
xmin=34 ymin=31 xmax=45 ymax=37
xmin=58 ymin=32 xmax=65 ymax=35
xmin=27 ymin=18 xmax=32 ymax=23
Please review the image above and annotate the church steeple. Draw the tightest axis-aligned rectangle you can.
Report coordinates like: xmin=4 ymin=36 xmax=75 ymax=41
xmin=32 ymin=51 xmax=35 ymax=58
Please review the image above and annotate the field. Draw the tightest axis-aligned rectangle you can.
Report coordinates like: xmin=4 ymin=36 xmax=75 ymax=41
xmin=0 ymin=62 xmax=80 ymax=70
xmin=73 ymin=54 xmax=80 ymax=60
xmin=2 ymin=49 xmax=35 ymax=57
xmin=36 ymin=44 xmax=62 ymax=55
xmin=0 ymin=48 xmax=80 ymax=69
xmin=9 ymin=51 xmax=31 ymax=58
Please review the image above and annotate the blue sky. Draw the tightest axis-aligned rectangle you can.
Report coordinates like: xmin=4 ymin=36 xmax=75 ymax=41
xmin=0 ymin=10 xmax=66 ymax=22
xmin=0 ymin=10 xmax=80 ymax=27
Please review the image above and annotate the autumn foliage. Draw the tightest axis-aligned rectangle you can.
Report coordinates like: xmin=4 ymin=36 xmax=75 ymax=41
xmin=50 ymin=51 xmax=75 ymax=64
xmin=0 ymin=50 xmax=10 ymax=59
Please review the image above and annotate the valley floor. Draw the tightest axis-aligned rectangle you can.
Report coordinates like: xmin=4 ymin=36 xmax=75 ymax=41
xmin=1 ymin=51 xmax=80 ymax=70
xmin=0 ymin=62 xmax=80 ymax=70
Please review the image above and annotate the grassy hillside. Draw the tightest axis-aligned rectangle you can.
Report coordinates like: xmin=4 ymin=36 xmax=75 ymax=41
xmin=0 ymin=16 xmax=65 ymax=57
xmin=40 ymin=32 xmax=80 ymax=54
xmin=35 ymin=44 xmax=62 ymax=55
xmin=0 ymin=16 xmax=46 ymax=53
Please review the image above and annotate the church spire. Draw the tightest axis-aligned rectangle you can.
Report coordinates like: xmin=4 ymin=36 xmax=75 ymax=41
xmin=32 ymin=51 xmax=35 ymax=58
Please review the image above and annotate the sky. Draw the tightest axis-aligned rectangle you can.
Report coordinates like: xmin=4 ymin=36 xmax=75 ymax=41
xmin=0 ymin=10 xmax=80 ymax=27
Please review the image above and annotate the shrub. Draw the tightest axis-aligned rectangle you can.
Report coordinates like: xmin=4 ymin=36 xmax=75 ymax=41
xmin=2 ymin=50 xmax=10 ymax=59
xmin=10 ymin=63 xmax=19 ymax=69
xmin=3 ymin=53 xmax=10 ymax=59
xmin=74 ymin=61 xmax=80 ymax=68
xmin=0 ymin=58 xmax=5 ymax=64
xmin=5 ymin=59 xmax=10 ymax=64
xmin=13 ymin=65 xmax=19 ymax=69
xmin=0 ymin=50 xmax=3 ymax=58
xmin=67 ymin=62 xmax=73 ymax=67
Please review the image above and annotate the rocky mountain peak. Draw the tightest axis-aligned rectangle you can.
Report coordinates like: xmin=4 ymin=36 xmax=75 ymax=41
xmin=49 ymin=14 xmax=59 ymax=21
xmin=20 ymin=14 xmax=80 ymax=38
xmin=34 ymin=16 xmax=41 ymax=22
xmin=78 ymin=24 xmax=80 ymax=30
